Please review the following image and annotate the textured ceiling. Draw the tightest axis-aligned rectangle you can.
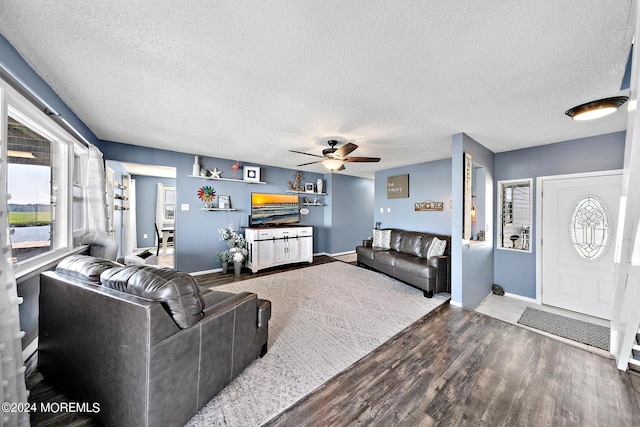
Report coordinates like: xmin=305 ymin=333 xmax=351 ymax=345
xmin=0 ymin=1 xmax=635 ymax=178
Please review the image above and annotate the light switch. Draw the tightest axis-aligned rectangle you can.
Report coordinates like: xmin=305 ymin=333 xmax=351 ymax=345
xmin=181 ymin=203 xmax=190 ymax=211
xmin=143 ymin=234 xmax=148 ymax=239
xmin=387 ymin=208 xmax=391 ymax=213
xmin=379 ymin=207 xmax=383 ymax=213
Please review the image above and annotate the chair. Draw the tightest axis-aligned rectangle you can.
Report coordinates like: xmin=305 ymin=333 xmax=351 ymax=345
xmin=80 ymin=233 xmax=119 ymax=261
xmin=154 ymin=223 xmax=174 ymax=256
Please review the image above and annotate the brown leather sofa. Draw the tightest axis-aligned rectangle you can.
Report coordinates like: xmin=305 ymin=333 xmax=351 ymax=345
xmin=39 ymin=255 xmax=271 ymax=427
xmin=356 ymin=229 xmax=451 ymax=297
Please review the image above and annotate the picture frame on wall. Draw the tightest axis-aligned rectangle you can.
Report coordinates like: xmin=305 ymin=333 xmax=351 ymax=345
xmin=218 ymin=195 xmax=230 ymax=209
xmin=243 ymin=166 xmax=261 ymax=182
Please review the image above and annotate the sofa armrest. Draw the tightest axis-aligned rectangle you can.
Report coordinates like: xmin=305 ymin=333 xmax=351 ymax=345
xmin=429 ymin=255 xmax=450 ymax=293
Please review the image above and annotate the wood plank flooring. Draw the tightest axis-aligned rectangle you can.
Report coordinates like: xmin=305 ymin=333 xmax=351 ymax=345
xmin=26 ymin=257 xmax=640 ymax=426
xmin=266 ymin=305 xmax=640 ymax=427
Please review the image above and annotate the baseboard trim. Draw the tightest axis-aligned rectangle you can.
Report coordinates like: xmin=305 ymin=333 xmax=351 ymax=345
xmin=190 ymin=268 xmax=222 ymax=276
xmin=504 ymin=292 xmax=537 ymax=304
xmin=450 ymin=300 xmax=462 ymax=308
xmin=330 ymin=250 xmax=356 ymax=257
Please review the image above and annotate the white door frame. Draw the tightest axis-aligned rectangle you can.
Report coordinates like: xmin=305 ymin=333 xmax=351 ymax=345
xmin=535 ymin=169 xmax=623 ymax=305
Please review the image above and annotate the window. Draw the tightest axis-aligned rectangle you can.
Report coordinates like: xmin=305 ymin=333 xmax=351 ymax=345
xmin=2 ymin=76 xmax=86 ymax=273
xmin=570 ymin=196 xmax=610 ymax=260
xmin=498 ymin=178 xmax=532 ymax=252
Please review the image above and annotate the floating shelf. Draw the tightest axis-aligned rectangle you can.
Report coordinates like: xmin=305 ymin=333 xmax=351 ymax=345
xmin=189 ymin=175 xmax=266 ymax=184
xmin=302 ymin=202 xmax=323 ymax=206
xmin=114 ymin=194 xmax=128 ymax=200
xmin=286 ymin=190 xmax=327 ymax=195
xmin=114 ymin=182 xmax=127 ymax=190
xmin=201 ymin=208 xmax=237 ymax=211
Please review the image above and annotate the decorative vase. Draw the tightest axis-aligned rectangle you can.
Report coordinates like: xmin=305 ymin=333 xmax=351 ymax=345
xmin=317 ymin=178 xmax=323 ymax=194
xmin=192 ymin=156 xmax=200 ymax=176
xmin=234 ymin=262 xmax=242 ymax=276
xmin=222 ymin=261 xmax=229 ymax=274
xmin=203 ymin=201 xmax=213 ymax=209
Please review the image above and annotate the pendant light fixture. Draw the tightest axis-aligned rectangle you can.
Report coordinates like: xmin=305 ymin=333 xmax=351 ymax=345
xmin=565 ymin=96 xmax=628 ymax=121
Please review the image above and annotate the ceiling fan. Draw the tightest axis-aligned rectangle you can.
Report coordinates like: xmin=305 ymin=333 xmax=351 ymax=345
xmin=289 ymin=140 xmax=381 ymax=171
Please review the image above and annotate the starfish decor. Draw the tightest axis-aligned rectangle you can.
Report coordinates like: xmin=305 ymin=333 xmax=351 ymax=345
xmin=209 ymin=168 xmax=222 ymax=179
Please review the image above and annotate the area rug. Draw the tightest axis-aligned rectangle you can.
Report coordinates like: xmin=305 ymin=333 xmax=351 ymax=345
xmin=517 ymin=307 xmax=610 ymax=351
xmin=187 ymin=261 xmax=449 ymax=426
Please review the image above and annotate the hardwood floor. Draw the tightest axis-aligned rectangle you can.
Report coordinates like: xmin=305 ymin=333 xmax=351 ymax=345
xmin=266 ymin=305 xmax=640 ymax=427
xmin=26 ymin=258 xmax=640 ymax=426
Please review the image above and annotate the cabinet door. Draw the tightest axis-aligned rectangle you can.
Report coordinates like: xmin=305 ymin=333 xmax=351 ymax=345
xmin=298 ymin=236 xmax=313 ymax=261
xmin=274 ymin=239 xmax=288 ymax=263
xmin=257 ymin=240 xmax=274 ymax=266
xmin=288 ymin=237 xmax=299 ymax=260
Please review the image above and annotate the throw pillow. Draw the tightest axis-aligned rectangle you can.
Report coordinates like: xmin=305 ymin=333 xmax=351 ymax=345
xmin=372 ymin=229 xmax=391 ymax=249
xmin=427 ymin=236 xmax=447 ymax=258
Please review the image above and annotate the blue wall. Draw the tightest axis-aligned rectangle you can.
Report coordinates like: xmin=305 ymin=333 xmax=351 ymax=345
xmin=101 ymin=140 xmax=372 ymax=272
xmin=132 ymin=175 xmax=176 ymax=249
xmin=493 ymin=131 xmax=625 ymax=299
xmin=373 ymin=159 xmax=452 ymax=235
xmin=0 ymin=34 xmax=99 ymax=146
xmin=452 ymin=133 xmax=495 ymax=309
xmin=326 ymin=173 xmax=375 ymax=254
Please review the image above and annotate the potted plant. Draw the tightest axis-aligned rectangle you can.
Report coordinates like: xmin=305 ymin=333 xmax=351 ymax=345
xmin=218 ymin=224 xmax=249 ymax=275
xmin=217 ymin=250 xmax=230 ymax=273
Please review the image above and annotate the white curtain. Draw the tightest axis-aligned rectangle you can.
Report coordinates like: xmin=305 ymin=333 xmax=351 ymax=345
xmin=85 ymin=145 xmax=108 ymax=234
xmin=122 ymin=175 xmax=137 ymax=254
xmin=0 ymin=150 xmax=30 ymax=425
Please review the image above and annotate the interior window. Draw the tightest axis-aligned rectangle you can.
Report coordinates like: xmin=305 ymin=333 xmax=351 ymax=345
xmin=498 ymin=178 xmax=532 ymax=251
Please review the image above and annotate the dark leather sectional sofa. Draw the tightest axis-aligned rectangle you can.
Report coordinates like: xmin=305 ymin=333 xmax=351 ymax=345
xmin=356 ymin=229 xmax=451 ymax=297
xmin=39 ymin=255 xmax=271 ymax=427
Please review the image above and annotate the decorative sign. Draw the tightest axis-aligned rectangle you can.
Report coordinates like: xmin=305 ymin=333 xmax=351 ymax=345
xmin=387 ymin=174 xmax=409 ymax=199
xmin=415 ymin=201 xmax=444 ymax=211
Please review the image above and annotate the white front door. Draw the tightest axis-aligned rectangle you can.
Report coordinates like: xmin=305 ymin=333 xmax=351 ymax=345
xmin=541 ymin=172 xmax=621 ymax=320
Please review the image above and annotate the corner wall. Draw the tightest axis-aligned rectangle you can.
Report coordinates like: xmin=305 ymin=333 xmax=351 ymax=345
xmin=452 ymin=133 xmax=495 ymax=309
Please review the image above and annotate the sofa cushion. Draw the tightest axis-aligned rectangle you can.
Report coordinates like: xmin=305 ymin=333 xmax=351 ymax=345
xmin=374 ymin=251 xmax=399 ymax=267
xmin=399 ymin=232 xmax=423 ymax=257
xmin=426 ymin=237 xmax=447 ymax=258
xmin=372 ymin=229 xmax=391 ymax=249
xmin=356 ymin=245 xmax=388 ymax=261
xmin=419 ymin=235 xmax=435 ymax=258
xmin=56 ymin=255 xmax=122 ymax=283
xmin=100 ymin=265 xmax=205 ymax=329
xmin=394 ymin=257 xmax=437 ymax=279
xmin=390 ymin=229 xmax=403 ymax=252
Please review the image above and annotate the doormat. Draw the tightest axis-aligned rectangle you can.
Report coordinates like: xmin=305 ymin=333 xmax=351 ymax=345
xmin=517 ymin=307 xmax=610 ymax=351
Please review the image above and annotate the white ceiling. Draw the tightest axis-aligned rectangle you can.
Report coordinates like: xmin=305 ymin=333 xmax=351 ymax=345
xmin=0 ymin=1 xmax=635 ymax=178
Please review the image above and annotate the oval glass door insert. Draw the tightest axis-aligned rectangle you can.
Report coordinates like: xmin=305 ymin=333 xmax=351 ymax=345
xmin=570 ymin=196 xmax=609 ymax=260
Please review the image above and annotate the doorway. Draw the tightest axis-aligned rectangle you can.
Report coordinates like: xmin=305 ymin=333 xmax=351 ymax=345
xmin=539 ymin=170 xmax=622 ymax=320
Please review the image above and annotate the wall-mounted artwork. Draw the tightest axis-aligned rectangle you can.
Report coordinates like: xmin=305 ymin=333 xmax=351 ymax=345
xmin=387 ymin=174 xmax=409 ymax=199
xmin=463 ymin=152 xmax=473 ymax=240
xmin=243 ymin=166 xmax=261 ymax=182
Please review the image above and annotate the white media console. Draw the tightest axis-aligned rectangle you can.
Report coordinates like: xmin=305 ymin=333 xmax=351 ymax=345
xmin=244 ymin=226 xmax=313 ymax=273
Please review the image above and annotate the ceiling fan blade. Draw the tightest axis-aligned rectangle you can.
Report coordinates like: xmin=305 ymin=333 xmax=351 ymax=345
xmin=334 ymin=143 xmax=358 ymax=158
xmin=289 ymin=150 xmax=324 ymax=159
xmin=344 ymin=156 xmax=381 ymax=163
xmin=296 ymin=160 xmax=323 ymax=167
xmin=336 ymin=164 xmax=346 ymax=171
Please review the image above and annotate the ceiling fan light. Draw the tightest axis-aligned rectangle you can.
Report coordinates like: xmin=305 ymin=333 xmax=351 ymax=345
xmin=565 ymin=96 xmax=628 ymax=121
xmin=322 ymin=159 xmax=344 ymax=171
